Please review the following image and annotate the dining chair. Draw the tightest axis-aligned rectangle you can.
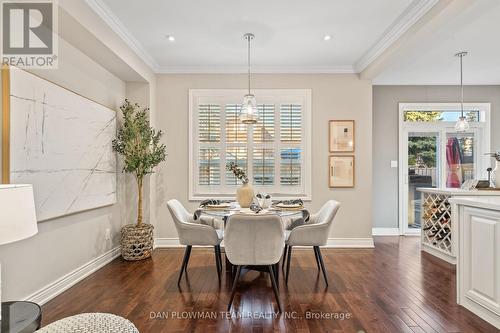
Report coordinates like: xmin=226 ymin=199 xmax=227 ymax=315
xmin=283 ymin=200 xmax=340 ymax=286
xmin=225 ymin=214 xmax=285 ymax=313
xmin=167 ymin=199 xmax=223 ymax=285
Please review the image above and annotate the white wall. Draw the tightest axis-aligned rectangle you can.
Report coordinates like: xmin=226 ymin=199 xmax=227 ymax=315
xmin=0 ymin=38 xmax=127 ymax=301
xmin=155 ymin=74 xmax=373 ymax=242
xmin=372 ymin=85 xmax=500 ymax=229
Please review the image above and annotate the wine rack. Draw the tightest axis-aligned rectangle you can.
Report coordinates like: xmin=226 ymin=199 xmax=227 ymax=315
xmin=419 ymin=188 xmax=500 ymax=265
xmin=421 ymin=192 xmax=454 ymax=263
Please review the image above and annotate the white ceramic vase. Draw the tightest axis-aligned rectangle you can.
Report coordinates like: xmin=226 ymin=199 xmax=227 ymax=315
xmin=237 ymin=183 xmax=254 ymax=208
xmin=493 ymin=160 xmax=500 ymax=189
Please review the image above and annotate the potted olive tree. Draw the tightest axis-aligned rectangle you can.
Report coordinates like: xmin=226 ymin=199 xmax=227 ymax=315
xmin=113 ymin=99 xmax=166 ymax=261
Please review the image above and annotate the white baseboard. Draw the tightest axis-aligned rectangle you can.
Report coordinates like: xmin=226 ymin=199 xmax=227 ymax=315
xmin=25 ymin=247 xmax=121 ymax=305
xmin=154 ymin=237 xmax=374 ymax=249
xmin=372 ymin=227 xmax=400 ymax=236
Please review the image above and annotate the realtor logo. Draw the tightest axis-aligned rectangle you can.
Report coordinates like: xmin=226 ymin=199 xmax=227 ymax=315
xmin=1 ymin=0 xmax=58 ymax=68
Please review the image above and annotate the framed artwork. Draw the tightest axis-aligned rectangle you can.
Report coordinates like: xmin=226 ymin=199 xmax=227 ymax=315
xmin=1 ymin=66 xmax=117 ymax=221
xmin=329 ymin=120 xmax=355 ymax=152
xmin=329 ymin=155 xmax=355 ymax=188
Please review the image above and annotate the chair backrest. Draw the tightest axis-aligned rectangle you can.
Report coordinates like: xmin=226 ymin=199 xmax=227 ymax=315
xmin=225 ymin=214 xmax=284 ymax=266
xmin=315 ymin=200 xmax=340 ymax=227
xmin=167 ymin=199 xmax=191 ymax=228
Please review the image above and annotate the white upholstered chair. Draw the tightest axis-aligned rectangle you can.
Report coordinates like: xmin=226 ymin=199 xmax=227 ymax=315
xmin=224 ymin=214 xmax=285 ymax=312
xmin=283 ymin=200 xmax=340 ymax=286
xmin=167 ymin=199 xmax=223 ymax=284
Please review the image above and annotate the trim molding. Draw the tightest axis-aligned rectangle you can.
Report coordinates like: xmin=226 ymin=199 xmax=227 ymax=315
xmin=372 ymin=227 xmax=400 ymax=236
xmin=25 ymin=247 xmax=121 ymax=305
xmin=85 ymin=0 xmax=160 ymax=72
xmin=355 ymin=0 xmax=439 ymax=72
xmin=1 ymin=64 xmax=10 ymax=184
xmin=156 ymin=65 xmax=356 ymax=74
xmin=155 ymin=238 xmax=374 ymax=249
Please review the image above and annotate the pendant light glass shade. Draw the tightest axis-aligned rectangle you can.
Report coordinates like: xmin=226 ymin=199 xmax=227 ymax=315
xmin=240 ymin=93 xmax=258 ymax=124
xmin=455 ymin=116 xmax=470 ymax=131
xmin=454 ymin=51 xmax=468 ymax=132
xmin=240 ymin=33 xmax=259 ymax=124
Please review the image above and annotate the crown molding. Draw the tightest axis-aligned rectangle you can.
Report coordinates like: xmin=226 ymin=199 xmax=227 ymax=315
xmin=355 ymin=0 xmax=439 ymax=72
xmin=85 ymin=0 xmax=160 ymax=72
xmin=156 ymin=65 xmax=356 ymax=74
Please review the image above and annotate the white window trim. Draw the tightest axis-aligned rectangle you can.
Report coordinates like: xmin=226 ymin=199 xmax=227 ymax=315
xmin=189 ymin=89 xmax=312 ymax=201
xmin=398 ymin=102 xmax=491 ymax=235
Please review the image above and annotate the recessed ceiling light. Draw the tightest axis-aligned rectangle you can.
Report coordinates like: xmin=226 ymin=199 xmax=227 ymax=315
xmin=166 ymin=35 xmax=175 ymax=42
xmin=323 ymin=35 xmax=332 ymax=41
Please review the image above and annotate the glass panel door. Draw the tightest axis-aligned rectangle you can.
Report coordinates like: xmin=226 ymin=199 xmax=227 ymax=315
xmin=407 ymin=131 xmax=441 ymax=233
xmin=445 ymin=132 xmax=476 ymax=188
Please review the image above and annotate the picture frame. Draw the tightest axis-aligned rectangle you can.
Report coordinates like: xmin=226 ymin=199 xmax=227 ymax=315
xmin=329 ymin=155 xmax=355 ymax=188
xmin=329 ymin=120 xmax=355 ymax=153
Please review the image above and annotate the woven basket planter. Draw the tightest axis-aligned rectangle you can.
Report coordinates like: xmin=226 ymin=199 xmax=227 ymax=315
xmin=121 ymin=223 xmax=154 ymax=261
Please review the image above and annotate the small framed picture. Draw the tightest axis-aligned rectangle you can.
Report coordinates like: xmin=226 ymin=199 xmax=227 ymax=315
xmin=329 ymin=155 xmax=355 ymax=188
xmin=329 ymin=120 xmax=355 ymax=153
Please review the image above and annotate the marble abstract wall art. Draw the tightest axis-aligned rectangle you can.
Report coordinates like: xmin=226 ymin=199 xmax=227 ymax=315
xmin=3 ymin=67 xmax=116 ymax=221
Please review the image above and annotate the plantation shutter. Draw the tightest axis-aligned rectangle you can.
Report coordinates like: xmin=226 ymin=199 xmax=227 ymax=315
xmin=280 ymin=104 xmax=302 ymax=142
xmin=253 ymin=104 xmax=275 ymax=142
xmin=253 ymin=148 xmax=275 ymax=185
xmin=199 ymin=148 xmax=220 ymax=185
xmin=225 ymin=104 xmax=247 ymax=143
xmin=198 ymin=104 xmax=220 ymax=142
xmin=198 ymin=104 xmax=221 ymax=185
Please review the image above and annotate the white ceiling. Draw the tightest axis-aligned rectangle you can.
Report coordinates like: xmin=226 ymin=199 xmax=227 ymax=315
xmin=94 ymin=0 xmax=424 ymax=73
xmin=88 ymin=0 xmax=500 ymax=84
xmin=373 ymin=0 xmax=500 ymax=85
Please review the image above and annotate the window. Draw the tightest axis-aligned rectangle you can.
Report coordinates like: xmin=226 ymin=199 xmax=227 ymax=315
xmin=189 ymin=89 xmax=312 ymax=200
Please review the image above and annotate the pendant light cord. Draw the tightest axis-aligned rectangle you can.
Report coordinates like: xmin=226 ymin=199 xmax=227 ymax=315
xmin=460 ymin=53 xmax=464 ymax=117
xmin=247 ymin=35 xmax=251 ymax=95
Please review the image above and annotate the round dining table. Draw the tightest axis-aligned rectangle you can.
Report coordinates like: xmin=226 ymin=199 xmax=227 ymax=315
xmin=200 ymin=204 xmax=304 ymax=275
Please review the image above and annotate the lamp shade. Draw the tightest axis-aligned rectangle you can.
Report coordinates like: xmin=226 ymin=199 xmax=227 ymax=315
xmin=0 ymin=184 xmax=38 ymax=245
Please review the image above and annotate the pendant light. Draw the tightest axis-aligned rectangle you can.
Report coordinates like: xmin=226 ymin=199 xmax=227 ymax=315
xmin=240 ymin=33 xmax=259 ymax=124
xmin=454 ymin=51 xmax=469 ymax=132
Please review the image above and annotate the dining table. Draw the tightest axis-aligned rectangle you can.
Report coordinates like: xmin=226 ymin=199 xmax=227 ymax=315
xmin=200 ymin=203 xmax=305 ymax=275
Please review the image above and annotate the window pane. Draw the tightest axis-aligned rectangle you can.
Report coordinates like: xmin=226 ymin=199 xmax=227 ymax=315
xmin=199 ymin=148 xmax=220 ymax=185
xmin=198 ymin=104 xmax=220 ymax=142
xmin=225 ymin=104 xmax=247 ymax=143
xmin=445 ymin=133 xmax=475 ymax=188
xmin=280 ymin=104 xmax=302 ymax=142
xmin=280 ymin=148 xmax=301 ymax=185
xmin=226 ymin=147 xmax=248 ymax=185
xmin=253 ymin=148 xmax=274 ymax=185
xmin=254 ymin=104 xmax=275 ymax=143
xmin=404 ymin=110 xmax=480 ymax=122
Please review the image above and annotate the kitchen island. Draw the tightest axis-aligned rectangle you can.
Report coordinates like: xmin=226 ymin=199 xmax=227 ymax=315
xmin=449 ymin=196 xmax=500 ymax=329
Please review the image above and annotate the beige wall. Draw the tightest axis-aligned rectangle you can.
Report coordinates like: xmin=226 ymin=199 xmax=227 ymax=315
xmin=373 ymin=85 xmax=500 ymax=229
xmin=155 ymin=74 xmax=373 ymax=241
xmin=0 ymin=38 xmax=128 ymax=301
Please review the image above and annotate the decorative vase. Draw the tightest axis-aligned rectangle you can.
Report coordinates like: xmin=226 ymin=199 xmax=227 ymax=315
xmin=120 ymin=223 xmax=154 ymax=261
xmin=237 ymin=183 xmax=254 ymax=208
xmin=493 ymin=160 xmax=500 ymax=189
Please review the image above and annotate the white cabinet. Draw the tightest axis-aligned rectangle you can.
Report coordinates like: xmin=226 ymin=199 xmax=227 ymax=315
xmin=453 ymin=198 xmax=500 ymax=329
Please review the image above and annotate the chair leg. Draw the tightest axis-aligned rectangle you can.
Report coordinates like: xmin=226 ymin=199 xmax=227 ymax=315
xmin=282 ymin=245 xmax=288 ymax=271
xmin=268 ymin=265 xmax=282 ymax=313
xmin=227 ymin=265 xmax=241 ymax=311
xmin=285 ymin=246 xmax=292 ymax=285
xmin=178 ymin=245 xmax=192 ymax=285
xmin=274 ymin=263 xmax=279 ymax=288
xmin=316 ymin=246 xmax=329 ymax=286
xmin=313 ymin=246 xmax=321 ymax=271
xmin=214 ymin=245 xmax=221 ymax=282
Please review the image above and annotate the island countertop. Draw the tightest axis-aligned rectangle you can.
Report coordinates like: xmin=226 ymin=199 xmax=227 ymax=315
xmin=417 ymin=187 xmax=500 ymax=196
xmin=449 ymin=196 xmax=500 ymax=211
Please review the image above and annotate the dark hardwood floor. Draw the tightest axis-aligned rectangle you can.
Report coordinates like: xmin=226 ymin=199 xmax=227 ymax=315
xmin=41 ymin=237 xmax=499 ymax=332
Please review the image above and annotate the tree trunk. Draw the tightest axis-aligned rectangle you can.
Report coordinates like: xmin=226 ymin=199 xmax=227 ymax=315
xmin=137 ymin=177 xmax=143 ymax=226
